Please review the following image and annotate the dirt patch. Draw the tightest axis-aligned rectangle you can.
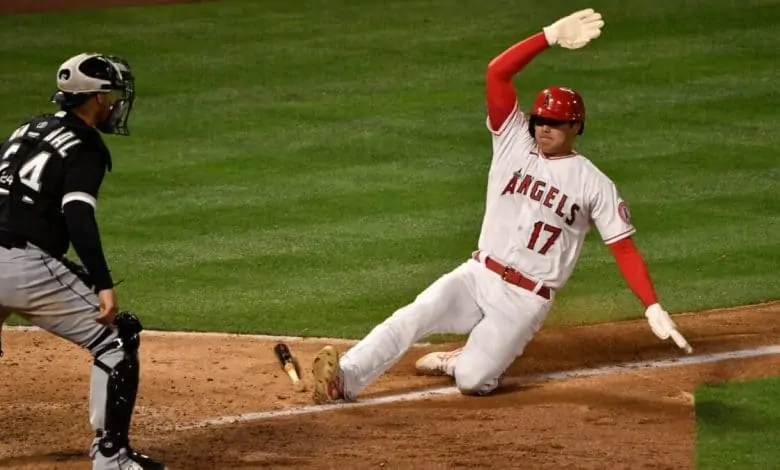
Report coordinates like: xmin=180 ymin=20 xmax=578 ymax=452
xmin=1 ymin=302 xmax=779 ymax=469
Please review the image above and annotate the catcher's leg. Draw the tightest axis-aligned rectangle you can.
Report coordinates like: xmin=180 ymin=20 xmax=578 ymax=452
xmin=13 ymin=247 xmax=164 ymax=469
xmin=87 ymin=312 xmax=164 ymax=470
xmin=315 ymin=260 xmax=484 ymax=402
xmin=0 ymin=308 xmax=9 ymax=358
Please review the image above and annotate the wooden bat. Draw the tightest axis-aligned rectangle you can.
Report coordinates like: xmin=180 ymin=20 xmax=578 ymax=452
xmin=274 ymin=343 xmax=306 ymax=392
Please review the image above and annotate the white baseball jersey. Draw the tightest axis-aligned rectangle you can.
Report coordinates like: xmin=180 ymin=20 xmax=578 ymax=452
xmin=476 ymin=104 xmax=635 ymax=290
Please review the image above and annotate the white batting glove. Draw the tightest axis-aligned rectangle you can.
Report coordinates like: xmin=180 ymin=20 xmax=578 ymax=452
xmin=645 ymin=303 xmax=693 ymax=354
xmin=543 ymin=8 xmax=605 ymax=50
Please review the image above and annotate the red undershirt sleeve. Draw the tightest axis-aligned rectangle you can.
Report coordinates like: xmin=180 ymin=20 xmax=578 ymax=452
xmin=486 ymin=32 xmax=550 ymax=131
xmin=608 ymin=237 xmax=659 ymax=308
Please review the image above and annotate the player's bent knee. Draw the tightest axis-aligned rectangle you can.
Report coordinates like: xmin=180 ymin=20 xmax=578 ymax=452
xmin=454 ymin=368 xmax=498 ymax=396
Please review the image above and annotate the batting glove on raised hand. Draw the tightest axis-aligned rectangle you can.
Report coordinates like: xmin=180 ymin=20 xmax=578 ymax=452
xmin=645 ymin=303 xmax=693 ymax=353
xmin=543 ymin=8 xmax=604 ymax=50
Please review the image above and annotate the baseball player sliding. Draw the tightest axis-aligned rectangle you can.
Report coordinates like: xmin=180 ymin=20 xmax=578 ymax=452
xmin=311 ymin=8 xmax=692 ymax=403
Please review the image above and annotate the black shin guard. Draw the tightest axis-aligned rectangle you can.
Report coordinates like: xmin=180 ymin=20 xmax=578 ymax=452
xmin=92 ymin=311 xmax=144 ymax=458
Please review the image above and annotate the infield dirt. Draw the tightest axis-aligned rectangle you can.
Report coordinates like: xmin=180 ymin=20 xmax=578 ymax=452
xmin=2 ymin=302 xmax=779 ymax=469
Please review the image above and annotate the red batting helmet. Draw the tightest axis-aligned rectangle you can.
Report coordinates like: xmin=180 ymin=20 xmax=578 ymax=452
xmin=529 ymin=86 xmax=586 ymax=136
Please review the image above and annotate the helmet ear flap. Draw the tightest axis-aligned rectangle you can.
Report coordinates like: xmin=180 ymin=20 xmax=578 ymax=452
xmin=578 ymin=122 xmax=584 ymax=135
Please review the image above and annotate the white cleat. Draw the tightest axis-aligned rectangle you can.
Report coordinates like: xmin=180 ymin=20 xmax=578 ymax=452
xmin=414 ymin=348 xmax=462 ymax=376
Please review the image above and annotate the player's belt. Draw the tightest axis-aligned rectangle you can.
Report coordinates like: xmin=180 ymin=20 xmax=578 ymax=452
xmin=471 ymin=251 xmax=552 ymax=300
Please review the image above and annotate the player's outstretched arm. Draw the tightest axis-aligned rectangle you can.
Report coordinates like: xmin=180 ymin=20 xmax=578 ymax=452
xmin=608 ymin=237 xmax=657 ymax=308
xmin=485 ymin=33 xmax=548 ymax=131
xmin=486 ymin=8 xmax=604 ymax=131
xmin=609 ymin=237 xmax=693 ymax=353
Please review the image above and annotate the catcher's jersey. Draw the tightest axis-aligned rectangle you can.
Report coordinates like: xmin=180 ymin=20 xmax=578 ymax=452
xmin=0 ymin=110 xmax=111 ymax=258
xmin=476 ymin=104 xmax=635 ymax=290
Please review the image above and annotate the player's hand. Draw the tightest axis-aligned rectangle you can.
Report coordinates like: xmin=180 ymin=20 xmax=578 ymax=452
xmin=543 ymin=8 xmax=604 ymax=50
xmin=97 ymin=288 xmax=118 ymax=325
xmin=645 ymin=303 xmax=693 ymax=354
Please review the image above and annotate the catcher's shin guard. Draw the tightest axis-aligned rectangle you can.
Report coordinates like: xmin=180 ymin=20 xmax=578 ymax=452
xmin=92 ymin=311 xmax=143 ymax=457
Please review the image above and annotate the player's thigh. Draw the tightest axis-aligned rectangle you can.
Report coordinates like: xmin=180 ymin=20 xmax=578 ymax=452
xmin=0 ymin=247 xmax=27 ymax=311
xmin=400 ymin=261 xmax=483 ymax=335
xmin=17 ymin=250 xmax=110 ymax=350
xmin=455 ymin=290 xmax=551 ymax=392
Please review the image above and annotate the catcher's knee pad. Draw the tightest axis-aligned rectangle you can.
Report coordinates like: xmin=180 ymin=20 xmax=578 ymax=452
xmin=92 ymin=311 xmax=144 ymax=457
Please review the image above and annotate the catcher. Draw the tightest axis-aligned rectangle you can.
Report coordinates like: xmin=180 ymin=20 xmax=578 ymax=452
xmin=0 ymin=53 xmax=164 ymax=469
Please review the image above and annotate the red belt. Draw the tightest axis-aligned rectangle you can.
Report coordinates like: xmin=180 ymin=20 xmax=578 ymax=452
xmin=471 ymin=251 xmax=552 ymax=300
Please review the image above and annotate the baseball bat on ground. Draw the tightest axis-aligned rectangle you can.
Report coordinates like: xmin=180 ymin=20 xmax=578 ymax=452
xmin=274 ymin=343 xmax=306 ymax=392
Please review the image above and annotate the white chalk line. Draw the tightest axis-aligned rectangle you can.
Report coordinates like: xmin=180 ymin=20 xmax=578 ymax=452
xmin=175 ymin=344 xmax=780 ymax=431
xmin=3 ymin=325 xmax=431 ymax=347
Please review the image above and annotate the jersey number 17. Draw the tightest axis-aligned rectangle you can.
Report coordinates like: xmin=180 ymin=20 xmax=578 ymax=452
xmin=527 ymin=220 xmax=562 ymax=255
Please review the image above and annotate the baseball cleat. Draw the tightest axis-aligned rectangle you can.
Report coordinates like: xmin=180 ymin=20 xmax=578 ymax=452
xmin=414 ymin=348 xmax=462 ymax=376
xmin=95 ymin=447 xmax=165 ymax=470
xmin=125 ymin=449 xmax=165 ymax=470
xmin=312 ymin=345 xmax=344 ymax=404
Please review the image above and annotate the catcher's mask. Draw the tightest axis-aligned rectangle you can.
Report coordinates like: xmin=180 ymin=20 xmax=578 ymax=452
xmin=51 ymin=53 xmax=136 ymax=136
xmin=529 ymin=86 xmax=585 ymax=137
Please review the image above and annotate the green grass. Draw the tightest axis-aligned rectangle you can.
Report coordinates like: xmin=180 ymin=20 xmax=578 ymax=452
xmin=696 ymin=376 xmax=780 ymax=469
xmin=1 ymin=0 xmax=778 ymax=336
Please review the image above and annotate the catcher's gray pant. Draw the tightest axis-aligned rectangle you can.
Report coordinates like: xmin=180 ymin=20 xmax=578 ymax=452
xmin=0 ymin=244 xmax=131 ymax=470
